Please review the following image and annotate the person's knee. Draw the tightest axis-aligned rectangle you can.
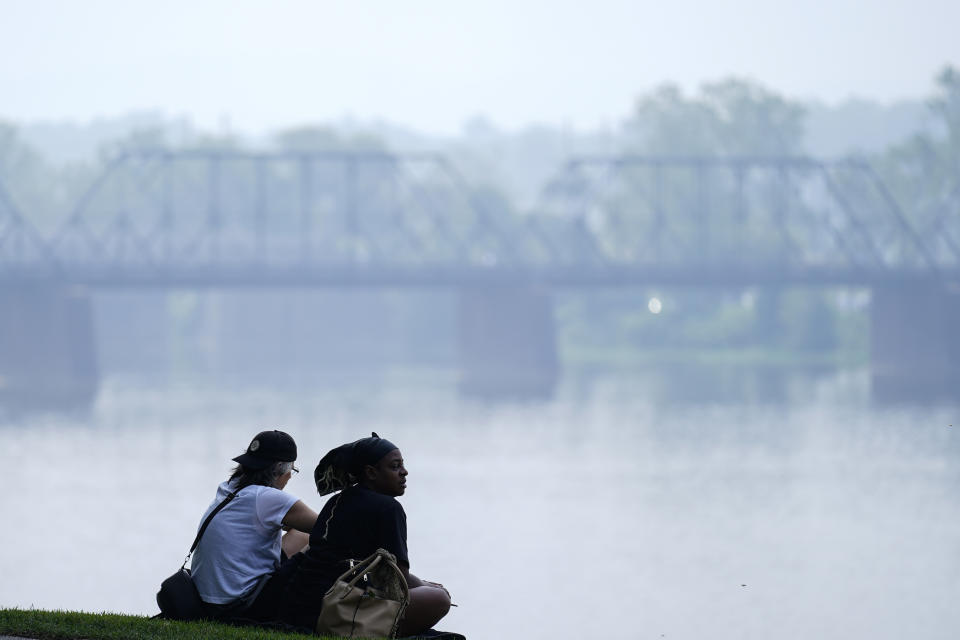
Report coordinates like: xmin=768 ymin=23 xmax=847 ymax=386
xmin=406 ymin=585 xmax=451 ymax=628
xmin=430 ymin=586 xmax=451 ymax=617
xmin=416 ymin=586 xmax=450 ymax=615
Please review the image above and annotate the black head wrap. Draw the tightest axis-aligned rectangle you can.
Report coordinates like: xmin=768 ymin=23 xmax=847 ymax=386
xmin=314 ymin=432 xmax=399 ymax=495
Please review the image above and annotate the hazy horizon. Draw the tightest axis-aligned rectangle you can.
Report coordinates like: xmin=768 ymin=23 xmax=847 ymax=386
xmin=3 ymin=0 xmax=958 ymax=137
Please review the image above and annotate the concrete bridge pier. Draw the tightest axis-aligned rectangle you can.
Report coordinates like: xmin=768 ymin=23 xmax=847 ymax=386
xmin=871 ymin=285 xmax=960 ymax=402
xmin=0 ymin=287 xmax=99 ymax=409
xmin=457 ymin=287 xmax=559 ymax=398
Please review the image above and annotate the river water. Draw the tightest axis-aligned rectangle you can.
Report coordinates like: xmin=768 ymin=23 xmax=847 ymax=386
xmin=1 ymin=367 xmax=958 ymax=640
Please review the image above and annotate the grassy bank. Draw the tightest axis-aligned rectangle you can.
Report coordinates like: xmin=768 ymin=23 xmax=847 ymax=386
xmin=0 ymin=609 xmax=321 ymax=640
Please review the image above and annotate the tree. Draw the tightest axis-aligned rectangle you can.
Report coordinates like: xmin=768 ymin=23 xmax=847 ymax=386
xmin=626 ymin=78 xmax=806 ymax=156
xmin=573 ymin=79 xmax=836 ymax=356
xmin=876 ymin=66 xmax=960 ymax=262
xmin=0 ymin=121 xmax=66 ymax=228
xmin=273 ymin=125 xmax=386 ymax=153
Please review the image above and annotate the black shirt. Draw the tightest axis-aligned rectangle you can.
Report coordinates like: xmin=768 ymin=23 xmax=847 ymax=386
xmin=282 ymin=484 xmax=409 ymax=629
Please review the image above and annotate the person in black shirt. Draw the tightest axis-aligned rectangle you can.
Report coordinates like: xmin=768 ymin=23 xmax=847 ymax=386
xmin=282 ymin=433 xmax=453 ymax=636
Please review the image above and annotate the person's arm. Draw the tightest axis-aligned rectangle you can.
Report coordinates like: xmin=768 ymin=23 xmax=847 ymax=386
xmin=401 ymin=563 xmax=450 ymax=598
xmin=282 ymin=499 xmax=319 ymax=534
xmin=399 ymin=564 xmax=457 ymax=607
xmin=400 ymin=563 xmax=425 ymax=588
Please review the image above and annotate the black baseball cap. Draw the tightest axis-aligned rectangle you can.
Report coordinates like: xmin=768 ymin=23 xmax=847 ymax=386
xmin=232 ymin=430 xmax=297 ymax=470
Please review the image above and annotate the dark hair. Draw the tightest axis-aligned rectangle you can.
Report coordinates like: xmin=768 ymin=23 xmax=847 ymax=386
xmin=315 ymin=433 xmax=398 ymax=495
xmin=229 ymin=460 xmax=294 ymax=490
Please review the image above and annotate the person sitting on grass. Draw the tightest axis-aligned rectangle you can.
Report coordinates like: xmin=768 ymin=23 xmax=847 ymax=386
xmin=281 ymin=433 xmax=455 ymax=637
xmin=190 ymin=430 xmax=318 ymax=624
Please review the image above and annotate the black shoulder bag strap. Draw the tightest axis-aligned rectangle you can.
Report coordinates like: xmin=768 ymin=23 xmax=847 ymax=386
xmin=181 ymin=490 xmax=238 ymax=570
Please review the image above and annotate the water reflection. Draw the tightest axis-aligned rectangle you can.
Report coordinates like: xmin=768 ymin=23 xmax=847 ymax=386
xmin=1 ymin=367 xmax=958 ymax=640
xmin=564 ymin=362 xmax=868 ymax=406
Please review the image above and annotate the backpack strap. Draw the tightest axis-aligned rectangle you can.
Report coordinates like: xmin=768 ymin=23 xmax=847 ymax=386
xmin=181 ymin=490 xmax=238 ymax=569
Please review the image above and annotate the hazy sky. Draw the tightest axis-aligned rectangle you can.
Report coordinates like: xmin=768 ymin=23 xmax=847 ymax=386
xmin=2 ymin=0 xmax=959 ymax=136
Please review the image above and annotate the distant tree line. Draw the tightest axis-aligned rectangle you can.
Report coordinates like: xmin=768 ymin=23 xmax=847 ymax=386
xmin=1 ymin=68 xmax=957 ymax=369
xmin=561 ymin=67 xmax=959 ymax=363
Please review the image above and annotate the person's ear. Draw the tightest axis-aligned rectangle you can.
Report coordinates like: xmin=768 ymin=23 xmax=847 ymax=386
xmin=363 ymin=464 xmax=378 ymax=481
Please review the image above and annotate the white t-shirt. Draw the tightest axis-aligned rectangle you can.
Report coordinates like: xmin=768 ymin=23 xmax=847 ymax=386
xmin=190 ymin=479 xmax=299 ymax=604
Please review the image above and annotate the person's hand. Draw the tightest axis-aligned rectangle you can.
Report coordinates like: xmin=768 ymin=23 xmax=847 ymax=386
xmin=423 ymin=580 xmax=451 ymax=599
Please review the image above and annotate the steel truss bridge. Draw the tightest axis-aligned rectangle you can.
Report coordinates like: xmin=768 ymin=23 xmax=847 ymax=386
xmin=1 ymin=150 xmax=958 ymax=289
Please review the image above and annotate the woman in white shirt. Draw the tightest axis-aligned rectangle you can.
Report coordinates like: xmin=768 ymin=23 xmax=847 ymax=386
xmin=191 ymin=430 xmax=318 ymax=623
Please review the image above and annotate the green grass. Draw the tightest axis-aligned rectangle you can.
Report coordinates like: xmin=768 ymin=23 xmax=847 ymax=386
xmin=0 ymin=608 xmax=326 ymax=640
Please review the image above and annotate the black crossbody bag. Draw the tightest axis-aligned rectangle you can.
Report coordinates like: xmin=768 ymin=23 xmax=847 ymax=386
xmin=156 ymin=490 xmax=237 ymax=620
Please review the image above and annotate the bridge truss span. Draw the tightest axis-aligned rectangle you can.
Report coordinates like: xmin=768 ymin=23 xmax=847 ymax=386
xmin=0 ymin=150 xmax=957 ymax=289
xmin=536 ymin=155 xmax=958 ymax=283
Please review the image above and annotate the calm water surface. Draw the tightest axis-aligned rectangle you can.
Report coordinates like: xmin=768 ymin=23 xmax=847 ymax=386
xmin=1 ymin=368 xmax=958 ymax=640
